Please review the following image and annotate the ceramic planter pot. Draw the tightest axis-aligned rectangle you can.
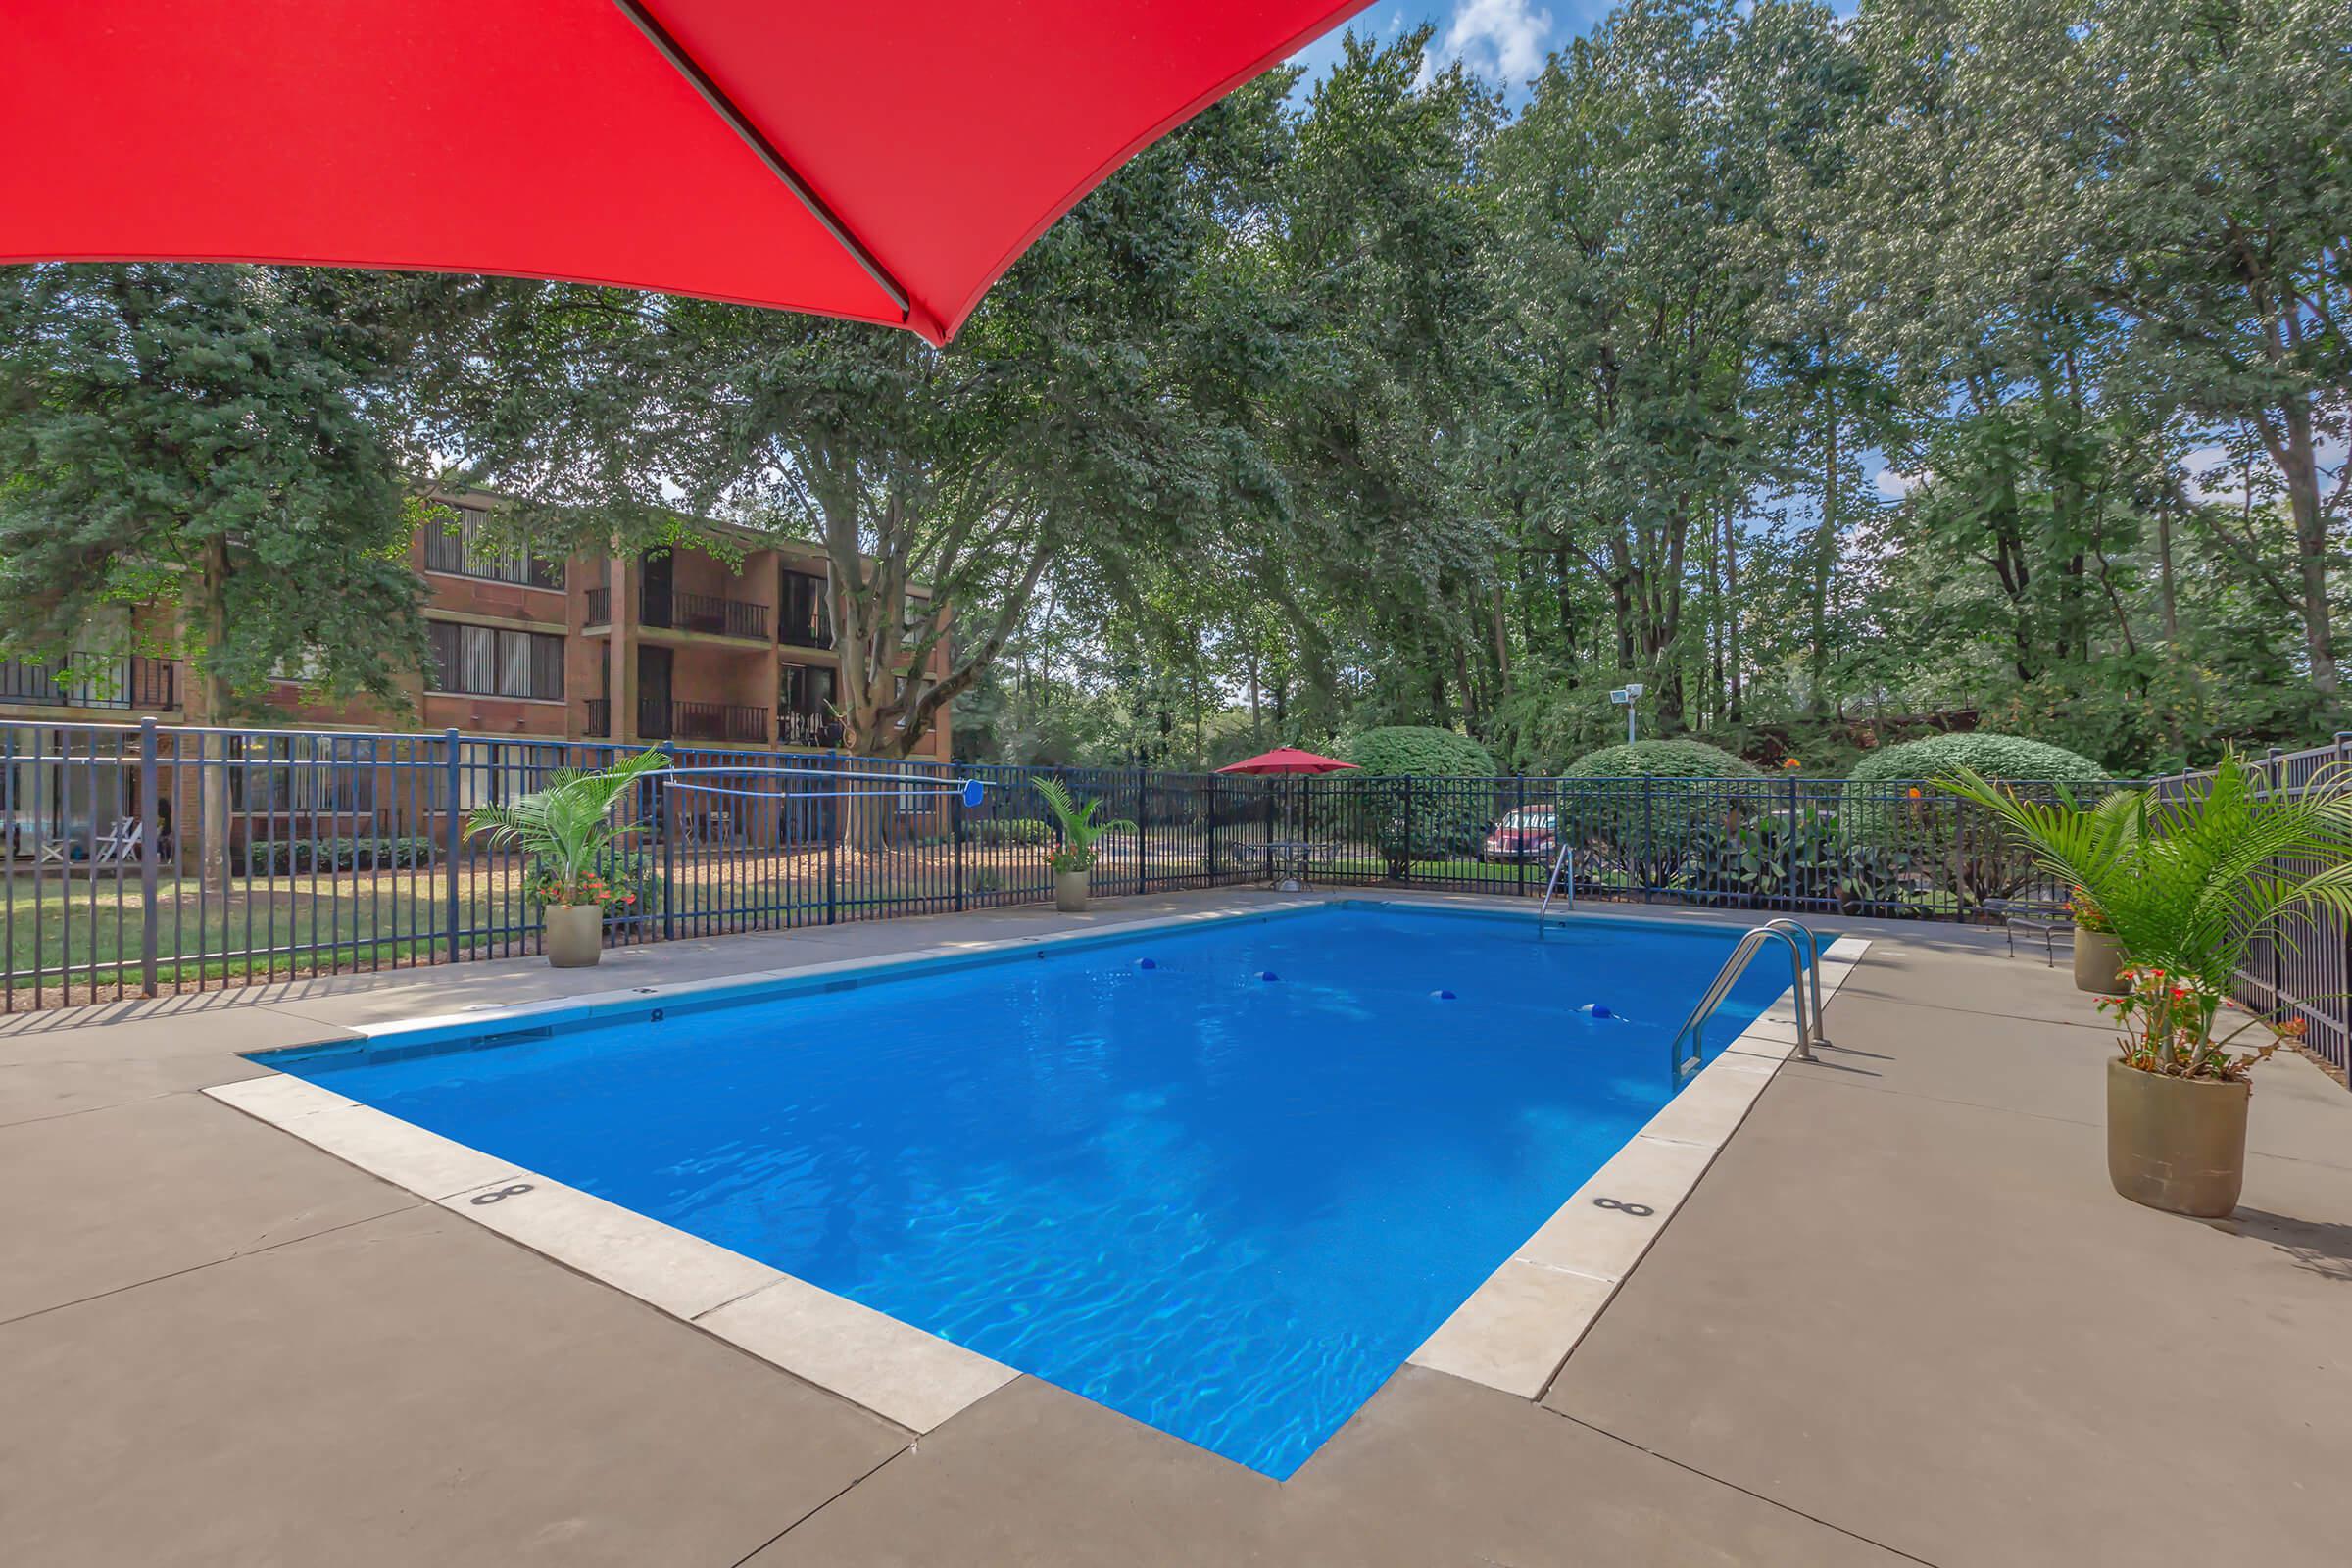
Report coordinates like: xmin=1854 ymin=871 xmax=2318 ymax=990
xmin=1054 ymin=869 xmax=1090 ymax=914
xmin=2074 ymin=927 xmax=2125 ymax=994
xmin=2106 ymin=1057 xmax=2249 ymax=1218
xmin=544 ymin=902 xmax=604 ymax=968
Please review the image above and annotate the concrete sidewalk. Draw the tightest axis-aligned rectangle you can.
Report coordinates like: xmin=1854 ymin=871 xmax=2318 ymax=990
xmin=3 ymin=897 xmax=2346 ymax=1565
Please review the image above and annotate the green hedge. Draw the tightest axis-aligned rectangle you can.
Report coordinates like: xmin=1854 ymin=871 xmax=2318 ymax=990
xmin=1347 ymin=726 xmax=1498 ymax=869
xmin=1844 ymin=733 xmax=2105 ymax=912
xmin=972 ymin=817 xmax=1052 ymax=848
xmin=1564 ymin=739 xmax=1761 ymax=779
xmin=1847 ymin=732 xmax=2107 ymax=785
xmin=238 ymin=836 xmax=434 ymax=876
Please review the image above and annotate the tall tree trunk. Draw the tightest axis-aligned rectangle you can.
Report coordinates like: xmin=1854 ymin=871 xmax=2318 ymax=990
xmin=193 ymin=536 xmax=233 ymax=896
xmin=1723 ymin=506 xmax=1744 ymax=723
xmin=1808 ymin=379 xmax=1838 ymax=716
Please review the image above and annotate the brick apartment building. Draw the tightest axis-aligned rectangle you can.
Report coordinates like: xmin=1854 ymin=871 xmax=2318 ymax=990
xmin=0 ymin=496 xmax=948 ymax=857
xmin=0 ymin=493 xmax=948 ymax=759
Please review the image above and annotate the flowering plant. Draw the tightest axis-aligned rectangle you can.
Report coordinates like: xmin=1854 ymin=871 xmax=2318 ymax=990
xmin=2097 ymin=965 xmax=2302 ymax=1082
xmin=2064 ymin=885 xmax=2112 ymax=933
xmin=528 ymin=866 xmax=640 ymax=911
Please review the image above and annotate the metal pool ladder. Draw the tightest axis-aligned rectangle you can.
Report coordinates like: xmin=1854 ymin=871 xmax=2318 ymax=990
xmin=1535 ymin=842 xmax=1575 ymax=938
xmin=1665 ymin=918 xmax=1829 ymax=1077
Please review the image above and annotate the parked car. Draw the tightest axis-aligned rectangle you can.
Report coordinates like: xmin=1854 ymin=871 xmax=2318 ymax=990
xmin=1479 ymin=805 xmax=1557 ymax=863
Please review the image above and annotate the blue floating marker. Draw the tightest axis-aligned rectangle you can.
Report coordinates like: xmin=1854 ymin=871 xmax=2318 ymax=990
xmin=1432 ymin=989 xmax=1456 ymax=1001
xmin=1258 ymin=970 xmax=1281 ymax=982
xmin=1136 ymin=957 xmax=1156 ymax=970
xmin=1579 ymin=1003 xmax=1616 ymax=1020
xmin=960 ymin=778 xmax=985 ymax=808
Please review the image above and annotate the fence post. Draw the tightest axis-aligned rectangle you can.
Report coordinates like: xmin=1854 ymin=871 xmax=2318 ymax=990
xmin=441 ymin=728 xmax=462 ymax=965
xmin=1642 ymin=775 xmax=1654 ymax=903
xmin=825 ymin=752 xmax=840 ymax=926
xmin=1263 ymin=778 xmax=1275 ymax=881
xmin=1514 ymin=774 xmax=1527 ymax=899
xmin=953 ymin=782 xmax=966 ymax=912
xmin=1134 ymin=766 xmax=1148 ymax=895
xmin=660 ymin=742 xmax=678 ymax=942
xmin=1402 ymin=773 xmax=1415 ymax=882
xmin=138 ymin=718 xmax=160 ymax=997
xmin=1788 ymin=771 xmax=1801 ymax=914
xmin=1206 ymin=776 xmax=1220 ymax=884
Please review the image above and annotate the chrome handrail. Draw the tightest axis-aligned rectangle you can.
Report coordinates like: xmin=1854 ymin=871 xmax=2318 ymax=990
xmin=1666 ymin=923 xmax=1818 ymax=1076
xmin=1535 ymin=842 xmax=1575 ymax=939
xmin=1761 ymin=917 xmax=1832 ymax=1048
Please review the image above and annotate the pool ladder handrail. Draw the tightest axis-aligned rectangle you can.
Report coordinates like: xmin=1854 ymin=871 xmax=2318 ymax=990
xmin=1666 ymin=918 xmax=1829 ymax=1076
xmin=1535 ymin=842 xmax=1574 ymax=939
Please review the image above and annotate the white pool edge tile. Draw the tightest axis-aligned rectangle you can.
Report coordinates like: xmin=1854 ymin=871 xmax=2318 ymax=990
xmin=1409 ymin=937 xmax=1872 ymax=1398
xmin=203 ymin=1073 xmax=1007 ymax=1436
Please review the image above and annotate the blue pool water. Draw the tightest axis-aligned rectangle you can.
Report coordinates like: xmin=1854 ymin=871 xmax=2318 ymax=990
xmin=263 ymin=904 xmax=1794 ymax=1477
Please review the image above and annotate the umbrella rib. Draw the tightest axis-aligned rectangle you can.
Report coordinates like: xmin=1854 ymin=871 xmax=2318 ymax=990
xmin=608 ymin=0 xmax=911 ymax=322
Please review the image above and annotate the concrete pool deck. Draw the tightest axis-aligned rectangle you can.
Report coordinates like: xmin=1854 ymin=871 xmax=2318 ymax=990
xmin=4 ymin=891 xmax=2348 ymax=1565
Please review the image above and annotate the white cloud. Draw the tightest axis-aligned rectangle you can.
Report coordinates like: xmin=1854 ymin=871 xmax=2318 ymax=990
xmin=1426 ymin=0 xmax=1554 ymax=85
xmin=1874 ymin=467 xmax=1924 ymax=500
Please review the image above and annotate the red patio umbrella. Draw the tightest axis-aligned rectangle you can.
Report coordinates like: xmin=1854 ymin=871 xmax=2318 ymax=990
xmin=1217 ymin=747 xmax=1358 ymax=776
xmin=0 ymin=2 xmax=1371 ymax=345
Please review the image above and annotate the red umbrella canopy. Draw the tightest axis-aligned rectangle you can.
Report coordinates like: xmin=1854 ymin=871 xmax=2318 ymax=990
xmin=1 ymin=1 xmax=1372 ymax=345
xmin=1217 ymin=747 xmax=1359 ymax=776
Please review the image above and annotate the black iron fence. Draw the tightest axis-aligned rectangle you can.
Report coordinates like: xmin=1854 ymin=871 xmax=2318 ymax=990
xmin=2147 ymin=737 xmax=2352 ymax=1082
xmin=3 ymin=720 xmax=2106 ymax=1014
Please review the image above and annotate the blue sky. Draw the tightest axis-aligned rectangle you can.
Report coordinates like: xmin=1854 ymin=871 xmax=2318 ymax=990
xmin=1287 ymin=1 xmax=1613 ymax=102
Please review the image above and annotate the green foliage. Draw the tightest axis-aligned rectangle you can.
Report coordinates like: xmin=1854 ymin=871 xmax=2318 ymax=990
xmin=1033 ymin=778 xmax=1138 ymax=874
xmin=0 ymin=264 xmax=433 ymax=712
xmin=1848 ymin=732 xmax=2108 ymax=785
xmin=1565 ymin=739 xmax=1762 ymax=779
xmin=1348 ymin=725 xmax=1497 ymax=779
xmin=237 ymin=837 xmax=434 ymax=877
xmin=461 ymin=751 xmax=670 ymax=905
xmin=1937 ymin=758 xmax=2352 ymax=1077
xmin=1690 ymin=808 xmax=1911 ymax=915
xmin=1347 ymin=726 xmax=1498 ymax=870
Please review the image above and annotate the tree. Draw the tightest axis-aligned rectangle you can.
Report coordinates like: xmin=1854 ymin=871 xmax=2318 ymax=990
xmin=0 ymin=264 xmax=432 ymax=886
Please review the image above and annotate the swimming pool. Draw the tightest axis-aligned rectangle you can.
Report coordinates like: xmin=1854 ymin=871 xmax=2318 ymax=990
xmin=259 ymin=903 xmax=1798 ymax=1477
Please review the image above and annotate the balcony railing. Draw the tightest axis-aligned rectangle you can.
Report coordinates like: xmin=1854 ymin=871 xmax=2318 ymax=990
xmin=585 ymin=697 xmax=611 ymax=737
xmin=776 ymin=709 xmax=844 ymax=749
xmin=639 ymin=700 xmax=767 ymax=744
xmin=642 ymin=587 xmax=768 ymax=641
xmin=0 ymin=653 xmax=178 ymax=710
xmin=584 ymin=586 xmax=612 ymax=625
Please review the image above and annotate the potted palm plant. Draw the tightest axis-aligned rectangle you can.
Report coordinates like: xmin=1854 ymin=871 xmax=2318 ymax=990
xmin=1034 ymin=778 xmax=1137 ymax=913
xmin=1939 ymin=759 xmax=2350 ymax=1217
xmin=463 ymin=750 xmax=670 ymax=967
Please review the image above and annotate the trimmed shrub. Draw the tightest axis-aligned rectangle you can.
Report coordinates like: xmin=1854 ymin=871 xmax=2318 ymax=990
xmin=1564 ymin=739 xmax=1762 ymax=780
xmin=1348 ymin=726 xmax=1498 ymax=779
xmin=1559 ymin=740 xmax=1763 ymax=892
xmin=1847 ymin=733 xmax=2107 ymax=914
xmin=1345 ymin=726 xmax=1499 ymax=872
xmin=1846 ymin=732 xmax=2107 ymax=786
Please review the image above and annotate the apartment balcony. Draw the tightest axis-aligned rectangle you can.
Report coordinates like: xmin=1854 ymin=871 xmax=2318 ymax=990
xmin=641 ymin=699 xmax=767 ymax=745
xmin=585 ymin=584 xmax=768 ymax=641
xmin=776 ymin=709 xmax=845 ymax=749
xmin=0 ymin=653 xmax=178 ymax=710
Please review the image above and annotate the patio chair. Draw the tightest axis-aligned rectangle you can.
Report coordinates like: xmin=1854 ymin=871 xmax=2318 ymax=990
xmin=1986 ymin=887 xmax=2072 ymax=966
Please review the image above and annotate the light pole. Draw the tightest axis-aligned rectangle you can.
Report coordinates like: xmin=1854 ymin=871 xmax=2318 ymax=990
xmin=1609 ymin=682 xmax=1644 ymax=746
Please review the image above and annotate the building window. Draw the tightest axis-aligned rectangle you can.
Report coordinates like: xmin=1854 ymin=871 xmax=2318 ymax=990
xmin=226 ymin=736 xmax=379 ymax=815
xmin=428 ymin=622 xmax=565 ymax=701
xmin=421 ymin=505 xmax=564 ymax=591
xmin=780 ymin=568 xmax=833 ymax=648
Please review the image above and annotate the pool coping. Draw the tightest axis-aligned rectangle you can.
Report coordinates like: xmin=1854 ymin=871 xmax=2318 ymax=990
xmin=1405 ymin=932 xmax=1871 ymax=1399
xmin=199 ymin=898 xmax=1868 ymax=1458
